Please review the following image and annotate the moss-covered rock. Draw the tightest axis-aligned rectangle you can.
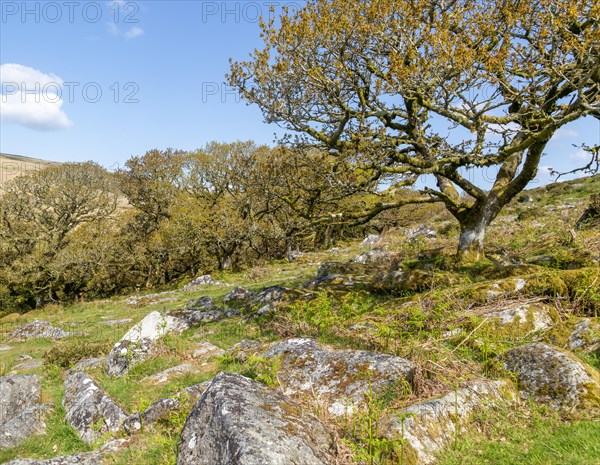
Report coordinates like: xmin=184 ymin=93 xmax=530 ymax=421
xmin=502 ymin=343 xmax=600 ymax=411
xmin=379 ymin=380 xmax=513 ymax=465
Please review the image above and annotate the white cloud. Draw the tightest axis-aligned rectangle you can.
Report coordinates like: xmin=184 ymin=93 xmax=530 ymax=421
xmin=569 ymin=149 xmax=592 ymax=166
xmin=107 ymin=23 xmax=144 ymax=39
xmin=125 ymin=27 xmax=144 ymax=39
xmin=0 ymin=64 xmax=72 ymax=131
xmin=107 ymin=22 xmax=120 ymax=36
xmin=553 ymin=127 xmax=579 ymax=140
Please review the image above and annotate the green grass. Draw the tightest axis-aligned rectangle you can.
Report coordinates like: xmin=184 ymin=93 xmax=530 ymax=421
xmin=438 ymin=403 xmax=600 ymax=465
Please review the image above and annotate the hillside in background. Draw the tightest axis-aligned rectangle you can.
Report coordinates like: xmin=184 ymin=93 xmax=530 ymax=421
xmin=0 ymin=153 xmax=57 ymax=190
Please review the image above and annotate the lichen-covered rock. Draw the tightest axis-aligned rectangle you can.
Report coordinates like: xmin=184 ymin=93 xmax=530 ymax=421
xmin=482 ymin=303 xmax=555 ymax=336
xmin=248 ymin=286 xmax=288 ymax=309
xmin=105 ymin=311 xmax=188 ymax=376
xmin=63 ymin=372 xmax=128 ymax=444
xmin=0 ymin=404 xmax=52 ymax=450
xmin=406 ymin=225 xmax=437 ymax=240
xmin=223 ymin=286 xmax=255 ymax=306
xmin=192 ymin=341 xmax=225 ymax=360
xmin=568 ymin=318 xmax=600 ymax=354
xmin=0 ymin=374 xmax=49 ymax=450
xmin=9 ymin=320 xmax=79 ymax=341
xmin=170 ymin=307 xmax=239 ymax=327
xmin=502 ymin=343 xmax=600 ymax=410
xmin=142 ymin=364 xmax=198 ymax=384
xmin=375 ymin=269 xmax=438 ymax=294
xmin=65 ymin=358 xmax=104 ymax=377
xmin=380 ymin=380 xmax=512 ymax=465
xmin=184 ymin=296 xmax=216 ymax=311
xmin=3 ymin=453 xmax=103 ymax=465
xmin=305 ymin=262 xmax=376 ymax=291
xmin=246 ymin=338 xmax=414 ymax=416
xmin=10 ymin=360 xmax=44 ymax=372
xmin=176 ymin=372 xmax=338 ymax=465
xmin=352 ymin=247 xmax=392 ymax=265
xmin=183 ymin=274 xmax=224 ymax=290
xmin=0 ymin=374 xmax=41 ymax=424
xmin=361 ymin=234 xmax=381 ymax=246
xmin=4 ymin=439 xmax=129 ymax=464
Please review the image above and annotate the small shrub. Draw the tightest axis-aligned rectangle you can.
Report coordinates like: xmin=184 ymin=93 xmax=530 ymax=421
xmin=44 ymin=341 xmax=112 ymax=369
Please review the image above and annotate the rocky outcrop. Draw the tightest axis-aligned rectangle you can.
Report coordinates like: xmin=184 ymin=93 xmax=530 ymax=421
xmin=105 ymin=311 xmax=188 ymax=376
xmin=380 ymin=380 xmax=512 ymax=465
xmin=4 ymin=439 xmax=129 ymax=464
xmin=0 ymin=375 xmax=48 ymax=449
xmin=142 ymin=364 xmax=199 ymax=384
xmin=223 ymin=286 xmax=255 ymax=306
xmin=361 ymin=234 xmax=382 ymax=246
xmin=192 ymin=341 xmax=225 ymax=360
xmin=482 ymin=302 xmax=555 ymax=336
xmin=235 ymin=338 xmax=414 ymax=416
xmin=183 ymin=274 xmax=226 ymax=290
xmin=352 ymin=247 xmax=392 ymax=265
xmin=3 ymin=453 xmax=103 ymax=465
xmin=0 ymin=374 xmax=42 ymax=424
xmin=176 ymin=373 xmax=338 ymax=465
xmin=305 ymin=262 xmax=376 ymax=291
xmin=406 ymin=225 xmax=437 ymax=240
xmin=170 ymin=307 xmax=239 ymax=327
xmin=0 ymin=404 xmax=52 ymax=450
xmin=63 ymin=372 xmax=128 ymax=444
xmin=65 ymin=358 xmax=104 ymax=377
xmin=502 ymin=343 xmax=600 ymax=410
xmin=568 ymin=318 xmax=600 ymax=354
xmin=9 ymin=320 xmax=79 ymax=341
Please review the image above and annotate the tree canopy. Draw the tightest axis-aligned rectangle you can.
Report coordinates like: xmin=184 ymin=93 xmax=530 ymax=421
xmin=229 ymin=0 xmax=600 ymax=259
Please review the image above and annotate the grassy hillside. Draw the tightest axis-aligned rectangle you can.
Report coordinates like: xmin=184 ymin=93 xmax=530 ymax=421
xmin=0 ymin=153 xmax=57 ymax=190
xmin=0 ymin=174 xmax=598 ymax=465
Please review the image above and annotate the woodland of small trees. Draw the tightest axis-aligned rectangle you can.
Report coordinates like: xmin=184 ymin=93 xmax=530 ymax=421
xmin=0 ymin=143 xmax=421 ymax=311
xmin=1 ymin=0 xmax=598 ymax=311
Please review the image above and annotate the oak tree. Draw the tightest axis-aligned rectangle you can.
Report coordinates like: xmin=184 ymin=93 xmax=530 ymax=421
xmin=229 ymin=0 xmax=600 ymax=260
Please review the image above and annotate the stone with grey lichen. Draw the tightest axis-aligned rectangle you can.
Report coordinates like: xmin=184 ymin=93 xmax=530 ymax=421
xmin=176 ymin=372 xmax=337 ymax=465
xmin=63 ymin=372 xmax=128 ymax=444
xmin=230 ymin=337 xmax=414 ymax=416
xmin=502 ymin=343 xmax=600 ymax=410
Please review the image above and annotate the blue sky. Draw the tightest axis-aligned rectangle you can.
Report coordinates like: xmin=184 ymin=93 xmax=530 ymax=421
xmin=1 ymin=0 xmax=598 ymax=188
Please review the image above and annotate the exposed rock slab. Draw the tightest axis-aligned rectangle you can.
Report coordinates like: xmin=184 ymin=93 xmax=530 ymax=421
xmin=569 ymin=318 xmax=600 ymax=354
xmin=170 ymin=307 xmax=239 ymax=327
xmin=192 ymin=342 xmax=225 ymax=360
xmin=0 ymin=404 xmax=52 ymax=450
xmin=9 ymin=320 xmax=79 ymax=341
xmin=0 ymin=374 xmax=42 ymax=424
xmin=361 ymin=234 xmax=382 ymax=246
xmin=238 ymin=338 xmax=414 ymax=416
xmin=352 ymin=247 xmax=392 ymax=265
xmin=502 ymin=343 xmax=600 ymax=410
xmin=482 ymin=303 xmax=554 ymax=335
xmin=223 ymin=286 xmax=255 ymax=306
xmin=105 ymin=311 xmax=188 ymax=376
xmin=380 ymin=380 xmax=511 ymax=465
xmin=142 ymin=364 xmax=199 ymax=384
xmin=176 ymin=372 xmax=338 ymax=465
xmin=63 ymin=372 xmax=128 ymax=444
xmin=0 ymin=375 xmax=47 ymax=449
xmin=65 ymin=358 xmax=104 ymax=377
xmin=4 ymin=439 xmax=130 ymax=464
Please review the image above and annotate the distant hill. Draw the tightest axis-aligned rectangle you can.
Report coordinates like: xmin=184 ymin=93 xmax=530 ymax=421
xmin=0 ymin=153 xmax=58 ymax=189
